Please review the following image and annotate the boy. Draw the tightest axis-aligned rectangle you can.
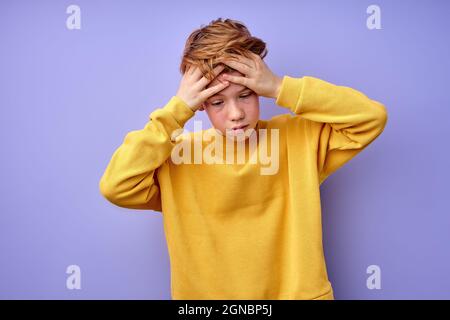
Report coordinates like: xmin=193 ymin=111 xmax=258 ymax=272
xmin=99 ymin=18 xmax=388 ymax=300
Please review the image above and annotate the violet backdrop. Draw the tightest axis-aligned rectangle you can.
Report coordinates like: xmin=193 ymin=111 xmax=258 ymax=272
xmin=1 ymin=0 xmax=449 ymax=299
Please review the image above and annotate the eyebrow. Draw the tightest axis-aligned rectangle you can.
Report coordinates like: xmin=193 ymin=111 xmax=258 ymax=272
xmin=209 ymin=87 xmax=251 ymax=99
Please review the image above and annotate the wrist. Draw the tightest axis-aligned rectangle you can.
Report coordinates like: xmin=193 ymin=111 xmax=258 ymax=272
xmin=176 ymin=95 xmax=196 ymax=112
xmin=272 ymin=76 xmax=283 ymax=99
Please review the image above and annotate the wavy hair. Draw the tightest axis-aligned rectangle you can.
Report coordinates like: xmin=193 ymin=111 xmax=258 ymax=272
xmin=180 ymin=18 xmax=268 ymax=82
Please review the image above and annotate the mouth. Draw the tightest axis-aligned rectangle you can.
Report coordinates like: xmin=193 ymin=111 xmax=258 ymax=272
xmin=231 ymin=124 xmax=249 ymax=131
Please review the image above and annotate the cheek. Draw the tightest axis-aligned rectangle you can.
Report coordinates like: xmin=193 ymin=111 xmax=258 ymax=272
xmin=244 ymin=98 xmax=260 ymax=119
xmin=206 ymin=109 xmax=227 ymax=128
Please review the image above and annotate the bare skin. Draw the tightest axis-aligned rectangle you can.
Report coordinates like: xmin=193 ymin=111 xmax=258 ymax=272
xmin=176 ymin=52 xmax=283 ymax=112
xmin=219 ymin=52 xmax=283 ymax=99
xmin=176 ymin=64 xmax=230 ymax=112
xmin=196 ymin=53 xmax=284 ymax=137
xmin=200 ymin=70 xmax=261 ymax=136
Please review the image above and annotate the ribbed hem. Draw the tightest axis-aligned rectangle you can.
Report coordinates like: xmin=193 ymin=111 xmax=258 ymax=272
xmin=163 ymin=96 xmax=195 ymax=127
xmin=275 ymin=75 xmax=304 ymax=114
xmin=312 ymin=288 xmax=335 ymax=300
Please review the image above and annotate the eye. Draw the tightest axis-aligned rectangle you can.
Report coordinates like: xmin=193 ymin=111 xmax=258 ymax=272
xmin=240 ymin=93 xmax=253 ymax=99
xmin=210 ymin=93 xmax=253 ymax=106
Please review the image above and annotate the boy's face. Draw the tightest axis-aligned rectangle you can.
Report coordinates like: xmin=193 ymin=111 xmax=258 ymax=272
xmin=199 ymin=70 xmax=260 ymax=138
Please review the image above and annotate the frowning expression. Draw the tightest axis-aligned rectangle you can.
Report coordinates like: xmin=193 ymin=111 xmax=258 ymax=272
xmin=199 ymin=70 xmax=260 ymax=138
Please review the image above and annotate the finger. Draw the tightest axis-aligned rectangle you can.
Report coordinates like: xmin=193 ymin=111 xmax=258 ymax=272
xmin=227 ymin=53 xmax=254 ymax=68
xmin=200 ymin=80 xmax=230 ymax=100
xmin=248 ymin=51 xmax=261 ymax=61
xmin=197 ymin=64 xmax=226 ymax=87
xmin=221 ymin=58 xmax=251 ymax=76
xmin=189 ymin=65 xmax=204 ymax=80
xmin=211 ymin=64 xmax=226 ymax=77
xmin=186 ymin=64 xmax=195 ymax=76
xmin=221 ymin=73 xmax=249 ymax=87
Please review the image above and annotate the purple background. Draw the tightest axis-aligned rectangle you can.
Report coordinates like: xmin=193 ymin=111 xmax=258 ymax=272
xmin=1 ymin=0 xmax=449 ymax=299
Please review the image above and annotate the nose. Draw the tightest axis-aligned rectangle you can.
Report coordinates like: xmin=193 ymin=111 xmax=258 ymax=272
xmin=228 ymin=101 xmax=245 ymax=121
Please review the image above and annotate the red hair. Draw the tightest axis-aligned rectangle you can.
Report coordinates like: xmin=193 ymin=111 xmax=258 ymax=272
xmin=180 ymin=18 xmax=268 ymax=82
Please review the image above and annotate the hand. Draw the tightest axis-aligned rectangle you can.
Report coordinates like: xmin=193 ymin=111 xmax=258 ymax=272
xmin=219 ymin=52 xmax=283 ymax=99
xmin=176 ymin=64 xmax=230 ymax=112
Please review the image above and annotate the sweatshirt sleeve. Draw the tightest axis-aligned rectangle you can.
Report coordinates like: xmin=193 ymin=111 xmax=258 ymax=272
xmin=275 ymin=75 xmax=388 ymax=185
xmin=99 ymin=96 xmax=195 ymax=211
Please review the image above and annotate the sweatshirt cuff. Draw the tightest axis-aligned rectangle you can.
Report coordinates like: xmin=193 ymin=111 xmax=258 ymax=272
xmin=275 ymin=75 xmax=304 ymax=114
xmin=161 ymin=95 xmax=195 ymax=128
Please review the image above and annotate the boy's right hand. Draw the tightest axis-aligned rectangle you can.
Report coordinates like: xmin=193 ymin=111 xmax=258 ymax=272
xmin=176 ymin=64 xmax=229 ymax=112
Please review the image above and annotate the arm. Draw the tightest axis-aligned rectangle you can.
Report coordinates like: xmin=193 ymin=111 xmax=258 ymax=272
xmin=99 ymin=63 xmax=230 ymax=211
xmin=99 ymin=96 xmax=195 ymax=211
xmin=275 ymin=75 xmax=388 ymax=185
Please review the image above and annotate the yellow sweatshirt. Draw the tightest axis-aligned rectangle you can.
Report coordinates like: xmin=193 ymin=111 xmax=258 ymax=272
xmin=99 ymin=75 xmax=388 ymax=300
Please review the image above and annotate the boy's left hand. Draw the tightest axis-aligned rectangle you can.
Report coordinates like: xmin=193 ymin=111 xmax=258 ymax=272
xmin=219 ymin=52 xmax=283 ymax=99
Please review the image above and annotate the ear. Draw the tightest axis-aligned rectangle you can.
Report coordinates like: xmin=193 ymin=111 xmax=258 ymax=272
xmin=198 ymin=103 xmax=205 ymax=111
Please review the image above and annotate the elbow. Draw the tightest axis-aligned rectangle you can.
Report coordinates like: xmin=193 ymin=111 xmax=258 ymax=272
xmin=379 ymin=104 xmax=388 ymax=132
xmin=372 ymin=100 xmax=388 ymax=132
xmin=99 ymin=177 xmax=120 ymax=205
xmin=98 ymin=177 xmax=161 ymax=211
